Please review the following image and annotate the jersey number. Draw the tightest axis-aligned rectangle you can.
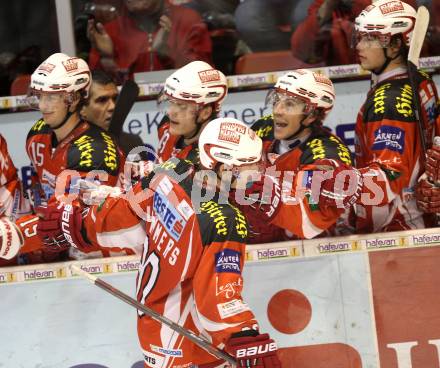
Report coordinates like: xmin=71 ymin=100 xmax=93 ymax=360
xmin=136 ymin=238 xmax=160 ymax=316
xmin=30 ymin=142 xmax=45 ymax=167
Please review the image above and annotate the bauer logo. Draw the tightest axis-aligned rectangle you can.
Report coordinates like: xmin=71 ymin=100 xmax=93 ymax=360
xmin=372 ymin=125 xmax=405 ymax=154
xmin=153 ymin=188 xmax=186 ymax=241
xmin=215 ymin=249 xmax=241 ymax=274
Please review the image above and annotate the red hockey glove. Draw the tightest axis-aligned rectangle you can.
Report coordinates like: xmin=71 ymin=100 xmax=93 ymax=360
xmin=242 ymin=174 xmax=282 ymax=222
xmin=426 ymin=145 xmax=440 ymax=184
xmin=416 ymin=176 xmax=440 ymax=213
xmin=0 ymin=217 xmax=23 ymax=260
xmin=225 ymin=331 xmax=281 ymax=368
xmin=306 ymin=159 xmax=363 ymax=210
xmin=37 ymin=200 xmax=91 ymax=253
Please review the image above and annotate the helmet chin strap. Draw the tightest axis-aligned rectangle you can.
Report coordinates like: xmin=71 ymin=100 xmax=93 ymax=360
xmin=284 ymin=113 xmax=312 ymax=141
xmin=184 ymin=108 xmax=212 ymax=141
xmin=51 ymin=109 xmax=75 ymax=130
xmin=372 ymin=47 xmax=400 ymax=75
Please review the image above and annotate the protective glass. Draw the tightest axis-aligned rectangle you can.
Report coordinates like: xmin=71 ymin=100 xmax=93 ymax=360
xmin=157 ymin=93 xmax=200 ymax=117
xmin=352 ymin=30 xmax=391 ymax=49
xmin=265 ymin=89 xmax=308 ymax=115
xmin=26 ymin=90 xmax=67 ymax=110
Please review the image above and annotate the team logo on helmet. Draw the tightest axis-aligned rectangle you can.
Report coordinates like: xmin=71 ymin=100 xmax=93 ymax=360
xmin=62 ymin=58 xmax=79 ymax=72
xmin=198 ymin=69 xmax=221 ymax=83
xmin=218 ymin=122 xmax=246 ymax=145
xmin=379 ymin=1 xmax=404 ymax=15
xmin=38 ymin=63 xmax=55 ymax=73
xmin=313 ymin=73 xmax=332 ymax=87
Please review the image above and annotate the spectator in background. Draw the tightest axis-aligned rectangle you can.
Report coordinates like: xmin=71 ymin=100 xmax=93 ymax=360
xmin=80 ymin=70 xmax=146 ymax=158
xmin=234 ymin=0 xmax=313 ymax=52
xmin=183 ymin=0 xmax=240 ymax=74
xmin=87 ymin=0 xmax=212 ymax=81
xmin=290 ymin=0 xmax=371 ymax=66
xmin=424 ymin=0 xmax=440 ymax=56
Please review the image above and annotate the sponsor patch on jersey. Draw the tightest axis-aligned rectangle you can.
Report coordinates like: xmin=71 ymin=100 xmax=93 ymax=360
xmin=372 ymin=125 xmax=405 ymax=154
xmin=74 ymin=135 xmax=95 ymax=168
xmin=153 ymin=188 xmax=186 ymax=241
xmin=217 ymin=299 xmax=250 ymax=319
xmin=150 ymin=344 xmax=183 ymax=357
xmin=158 ymin=176 xmax=173 ymax=196
xmin=176 ymin=199 xmax=194 ymax=221
xmin=215 ymin=248 xmax=241 ymax=274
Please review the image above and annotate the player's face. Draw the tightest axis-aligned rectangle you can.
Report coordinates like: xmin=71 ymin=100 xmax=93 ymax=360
xmin=81 ymin=83 xmax=118 ymax=131
xmin=36 ymin=92 xmax=70 ymax=128
xmin=356 ymin=35 xmax=387 ymax=71
xmin=166 ymin=99 xmax=200 ymax=138
xmin=271 ymin=93 xmax=308 ymax=140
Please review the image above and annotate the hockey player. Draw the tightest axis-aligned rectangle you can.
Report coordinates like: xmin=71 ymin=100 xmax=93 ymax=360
xmin=245 ymin=69 xmax=360 ymax=242
xmin=155 ymin=60 xmax=228 ymax=163
xmin=36 ymin=117 xmax=281 ymax=367
xmin=352 ymin=0 xmax=439 ymax=232
xmin=24 ymin=53 xmax=127 ymax=262
xmin=26 ymin=52 xmax=125 ymax=204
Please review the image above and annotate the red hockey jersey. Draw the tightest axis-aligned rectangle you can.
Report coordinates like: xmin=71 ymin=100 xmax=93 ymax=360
xmin=354 ymin=68 xmax=439 ymax=233
xmin=82 ymin=158 xmax=258 ymax=367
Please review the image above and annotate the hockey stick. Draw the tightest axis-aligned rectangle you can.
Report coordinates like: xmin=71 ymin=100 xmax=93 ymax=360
xmin=407 ymin=6 xmax=430 ymax=155
xmin=108 ymin=79 xmax=140 ymax=137
xmin=70 ymin=265 xmax=236 ymax=366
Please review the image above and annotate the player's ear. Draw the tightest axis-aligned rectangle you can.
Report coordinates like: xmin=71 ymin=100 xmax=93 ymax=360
xmin=387 ymin=36 xmax=403 ymax=58
xmin=197 ymin=104 xmax=213 ymax=123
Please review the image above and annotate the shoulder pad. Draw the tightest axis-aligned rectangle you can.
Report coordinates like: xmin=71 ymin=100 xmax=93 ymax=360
xmin=27 ymin=119 xmax=51 ymax=139
xmin=67 ymin=127 xmax=120 ymax=174
xmin=141 ymin=157 xmax=195 ymax=193
xmin=301 ymin=134 xmax=353 ymax=166
xmin=251 ymin=116 xmax=274 ymax=140
xmin=198 ymin=201 xmax=248 ymax=246
xmin=364 ymin=79 xmax=417 ymax=124
xmin=158 ymin=114 xmax=170 ymax=129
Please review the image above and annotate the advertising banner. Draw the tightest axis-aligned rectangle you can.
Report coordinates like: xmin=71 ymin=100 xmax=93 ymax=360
xmin=3 ymin=228 xmax=440 ymax=367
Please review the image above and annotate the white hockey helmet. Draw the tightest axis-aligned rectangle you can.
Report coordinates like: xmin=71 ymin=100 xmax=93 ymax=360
xmin=199 ymin=117 xmax=262 ymax=169
xmin=354 ymin=0 xmax=417 ymax=47
xmin=267 ymin=69 xmax=335 ymax=118
xmin=159 ymin=61 xmax=228 ymax=114
xmin=0 ymin=217 xmax=23 ymax=261
xmin=29 ymin=53 xmax=92 ymax=98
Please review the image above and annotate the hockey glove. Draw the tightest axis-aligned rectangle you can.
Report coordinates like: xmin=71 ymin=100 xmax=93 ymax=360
xmin=307 ymin=159 xmax=363 ymax=210
xmin=416 ymin=175 xmax=440 ymax=213
xmin=243 ymin=174 xmax=282 ymax=222
xmin=225 ymin=331 xmax=281 ymax=368
xmin=0 ymin=217 xmax=23 ymax=260
xmin=425 ymin=145 xmax=440 ymax=184
xmin=37 ymin=199 xmax=91 ymax=253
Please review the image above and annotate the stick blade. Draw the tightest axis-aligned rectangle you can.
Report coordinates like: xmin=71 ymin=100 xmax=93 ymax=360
xmin=408 ymin=6 xmax=430 ymax=67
